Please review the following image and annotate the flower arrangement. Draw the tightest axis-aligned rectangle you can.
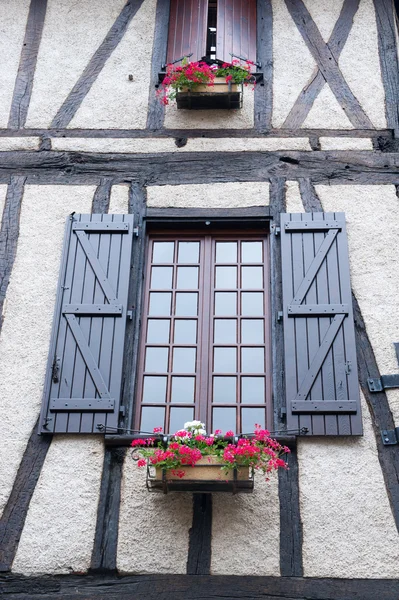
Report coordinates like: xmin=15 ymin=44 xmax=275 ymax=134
xmin=157 ymin=59 xmax=256 ymax=106
xmin=132 ymin=421 xmax=290 ymax=480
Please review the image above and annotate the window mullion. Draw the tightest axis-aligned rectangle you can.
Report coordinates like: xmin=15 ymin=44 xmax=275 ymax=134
xmin=198 ymin=235 xmax=213 ymax=429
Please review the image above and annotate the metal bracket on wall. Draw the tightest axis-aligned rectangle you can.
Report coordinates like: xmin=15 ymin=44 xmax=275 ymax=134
xmin=381 ymin=428 xmax=399 ymax=446
xmin=368 ymin=343 xmax=399 ymax=393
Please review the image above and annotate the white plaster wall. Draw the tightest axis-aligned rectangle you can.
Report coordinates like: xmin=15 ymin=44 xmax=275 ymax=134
xmin=147 ymin=182 xmax=270 ymax=209
xmin=13 ymin=436 xmax=104 ymax=575
xmin=319 ymin=137 xmax=373 ymax=150
xmin=117 ymin=463 xmax=192 ymax=574
xmin=109 ymin=184 xmax=129 ymax=213
xmin=317 ymin=184 xmax=399 ymax=424
xmin=302 ymin=85 xmax=354 ymax=129
xmin=299 ymin=393 xmax=399 ymax=578
xmin=303 ymin=0 xmax=344 ymax=41
xmin=211 ymin=474 xmax=280 ymax=575
xmin=69 ymin=0 xmax=156 ymax=129
xmin=26 ymin=0 xmax=127 ymax=127
xmin=0 ymin=185 xmax=93 ymax=516
xmin=285 ymin=181 xmax=305 ymax=213
xmin=0 ymin=185 xmax=7 ymax=224
xmin=0 ymin=138 xmax=40 ymax=151
xmin=0 ymin=0 xmax=30 ymax=127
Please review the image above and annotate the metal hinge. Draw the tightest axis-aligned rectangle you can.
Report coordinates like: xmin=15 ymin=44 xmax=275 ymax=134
xmin=381 ymin=428 xmax=399 ymax=446
xmin=133 ymin=227 xmax=139 ymax=237
xmin=368 ymin=374 xmax=399 ymax=392
xmin=279 ymin=407 xmax=287 ymax=422
xmin=119 ymin=406 xmax=126 ymax=417
xmin=277 ymin=311 xmax=283 ymax=322
xmin=127 ymin=310 xmax=133 ymax=320
xmin=274 ymin=226 xmax=281 ymax=236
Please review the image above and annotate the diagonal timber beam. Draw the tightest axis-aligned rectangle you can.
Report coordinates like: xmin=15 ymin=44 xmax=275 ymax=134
xmin=284 ymin=0 xmax=373 ymax=129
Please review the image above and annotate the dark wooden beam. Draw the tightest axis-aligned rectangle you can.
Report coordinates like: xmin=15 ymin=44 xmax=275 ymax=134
xmin=186 ymin=495 xmax=212 ymax=575
xmin=279 ymin=447 xmax=303 ymax=577
xmin=0 ymin=421 xmax=51 ymax=572
xmin=255 ymin=0 xmax=273 ymax=130
xmin=282 ymin=0 xmax=360 ymax=129
xmin=146 ymin=0 xmax=170 ymax=130
xmin=1 ymin=574 xmax=399 ymax=599
xmin=373 ymin=0 xmax=399 ymax=137
xmin=0 ymin=176 xmax=25 ymax=333
xmin=299 ymin=179 xmax=399 ymax=533
xmin=284 ymin=0 xmax=372 ymax=128
xmin=91 ymin=177 xmax=112 ymax=213
xmin=50 ymin=0 xmax=145 ymax=128
xmin=8 ymin=0 xmax=48 ymax=129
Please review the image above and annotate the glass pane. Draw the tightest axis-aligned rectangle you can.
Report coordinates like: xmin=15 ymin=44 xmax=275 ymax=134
xmin=147 ymin=319 xmax=170 ymax=343
xmin=241 ymin=348 xmax=265 ymax=373
xmin=214 ymin=347 xmax=236 ymax=373
xmin=241 ymin=320 xmax=264 ymax=344
xmin=215 ymin=266 xmax=237 ymax=289
xmin=143 ymin=376 xmax=167 ymax=403
xmin=213 ymin=408 xmax=236 ymax=434
xmin=173 ymin=347 xmax=196 ymax=373
xmin=169 ymin=407 xmax=194 ymax=434
xmin=241 ymin=377 xmax=265 ymax=404
xmin=171 ymin=377 xmax=195 ymax=403
xmin=216 ymin=242 xmax=237 ymax=263
xmin=241 ymin=266 xmax=263 ymax=289
xmin=241 ymin=408 xmax=265 ymax=434
xmin=213 ymin=376 xmax=237 ymax=403
xmin=178 ymin=242 xmax=199 ymax=264
xmin=149 ymin=292 xmax=172 ymax=316
xmin=177 ymin=267 xmax=199 ymax=289
xmin=145 ymin=347 xmax=169 ymax=372
xmin=174 ymin=320 xmax=197 ymax=344
xmin=152 ymin=242 xmax=174 ymax=264
xmin=141 ymin=406 xmax=165 ymax=434
xmin=241 ymin=241 xmax=262 ymax=263
xmin=175 ymin=293 xmax=198 ymax=316
xmin=214 ymin=292 xmax=237 ymax=316
xmin=214 ymin=319 xmax=237 ymax=344
xmin=150 ymin=267 xmax=173 ymax=289
xmin=241 ymin=292 xmax=264 ymax=316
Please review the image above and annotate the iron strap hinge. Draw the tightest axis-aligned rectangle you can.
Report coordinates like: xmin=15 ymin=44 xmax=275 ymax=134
xmin=381 ymin=428 xmax=399 ymax=446
xmin=133 ymin=227 xmax=139 ymax=237
xmin=368 ymin=374 xmax=399 ymax=393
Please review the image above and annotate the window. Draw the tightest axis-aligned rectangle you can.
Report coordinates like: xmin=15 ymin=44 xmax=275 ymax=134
xmin=135 ymin=230 xmax=272 ymax=435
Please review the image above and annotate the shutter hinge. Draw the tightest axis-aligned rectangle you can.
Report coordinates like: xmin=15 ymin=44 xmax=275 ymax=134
xmin=127 ymin=310 xmax=133 ymax=320
xmin=51 ymin=356 xmax=60 ymax=383
xmin=119 ymin=406 xmax=126 ymax=417
xmin=345 ymin=361 xmax=352 ymax=375
xmin=279 ymin=407 xmax=287 ymax=422
xmin=368 ymin=374 xmax=399 ymax=392
xmin=277 ymin=311 xmax=283 ymax=322
xmin=381 ymin=428 xmax=399 ymax=446
xmin=133 ymin=227 xmax=139 ymax=237
xmin=274 ymin=226 xmax=281 ymax=236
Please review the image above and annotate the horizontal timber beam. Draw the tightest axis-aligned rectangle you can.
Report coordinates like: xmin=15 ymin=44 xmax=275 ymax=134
xmin=0 ymin=150 xmax=398 ymax=185
xmin=1 ymin=574 xmax=398 ymax=599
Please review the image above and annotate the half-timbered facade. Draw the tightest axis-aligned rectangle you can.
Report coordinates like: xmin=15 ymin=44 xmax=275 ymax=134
xmin=1 ymin=1 xmax=399 ymax=598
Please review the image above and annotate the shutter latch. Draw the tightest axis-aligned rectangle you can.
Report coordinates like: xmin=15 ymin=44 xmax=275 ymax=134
xmin=52 ymin=356 xmax=60 ymax=383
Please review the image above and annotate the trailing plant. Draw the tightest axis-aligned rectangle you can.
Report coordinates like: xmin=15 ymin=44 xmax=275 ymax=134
xmin=157 ymin=59 xmax=256 ymax=105
xmin=131 ymin=421 xmax=290 ymax=480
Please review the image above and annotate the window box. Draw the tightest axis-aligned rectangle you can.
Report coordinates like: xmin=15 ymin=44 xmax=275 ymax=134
xmin=176 ymin=78 xmax=243 ymax=110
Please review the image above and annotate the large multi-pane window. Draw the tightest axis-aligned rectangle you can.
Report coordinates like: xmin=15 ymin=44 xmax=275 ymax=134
xmin=135 ymin=231 xmax=271 ymax=435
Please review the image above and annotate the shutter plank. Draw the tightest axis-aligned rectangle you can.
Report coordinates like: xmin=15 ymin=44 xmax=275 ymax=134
xmin=167 ymin=0 xmax=208 ymax=63
xmin=216 ymin=0 xmax=257 ymax=70
xmin=281 ymin=212 xmax=362 ymax=436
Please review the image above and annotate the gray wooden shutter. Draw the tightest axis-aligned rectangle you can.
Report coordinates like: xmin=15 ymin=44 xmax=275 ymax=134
xmin=281 ymin=212 xmax=362 ymax=436
xmin=39 ymin=214 xmax=133 ymax=434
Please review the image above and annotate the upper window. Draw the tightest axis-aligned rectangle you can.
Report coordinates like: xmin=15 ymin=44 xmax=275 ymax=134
xmin=166 ymin=0 xmax=257 ymax=71
xmin=135 ymin=230 xmax=272 ymax=435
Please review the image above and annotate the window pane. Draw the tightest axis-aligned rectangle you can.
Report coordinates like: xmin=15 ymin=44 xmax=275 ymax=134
xmin=213 ymin=376 xmax=236 ymax=403
xmin=215 ymin=266 xmax=237 ymax=289
xmin=173 ymin=347 xmax=196 ymax=373
xmin=175 ymin=292 xmax=198 ymax=316
xmin=169 ymin=407 xmax=194 ymax=434
xmin=214 ymin=347 xmax=236 ymax=373
xmin=145 ymin=347 xmax=169 ymax=372
xmin=143 ymin=376 xmax=167 ymax=403
xmin=213 ymin=408 xmax=236 ymax=434
xmin=174 ymin=320 xmax=197 ymax=344
xmin=149 ymin=292 xmax=172 ymax=316
xmin=153 ymin=242 xmax=174 ymax=264
xmin=216 ymin=242 xmax=237 ymax=263
xmin=241 ymin=241 xmax=262 ymax=263
xmin=177 ymin=267 xmax=199 ymax=289
xmin=241 ymin=319 xmax=264 ymax=344
xmin=147 ymin=319 xmax=170 ymax=343
xmin=214 ymin=319 xmax=237 ymax=344
xmin=241 ymin=292 xmax=263 ymax=316
xmin=241 ymin=377 xmax=265 ymax=404
xmin=178 ymin=242 xmax=199 ymax=264
xmin=150 ymin=266 xmax=173 ymax=289
xmin=241 ymin=348 xmax=265 ymax=373
xmin=241 ymin=408 xmax=265 ymax=434
xmin=171 ymin=377 xmax=195 ymax=403
xmin=141 ymin=406 xmax=165 ymax=433
xmin=241 ymin=266 xmax=263 ymax=289
xmin=215 ymin=292 xmax=237 ymax=316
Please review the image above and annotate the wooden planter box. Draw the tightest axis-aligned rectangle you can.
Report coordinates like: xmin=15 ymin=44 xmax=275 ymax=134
xmin=146 ymin=456 xmax=254 ymax=494
xmin=176 ymin=78 xmax=243 ymax=110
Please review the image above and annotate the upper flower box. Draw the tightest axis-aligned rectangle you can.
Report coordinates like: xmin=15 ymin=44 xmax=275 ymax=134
xmin=176 ymin=78 xmax=243 ymax=110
